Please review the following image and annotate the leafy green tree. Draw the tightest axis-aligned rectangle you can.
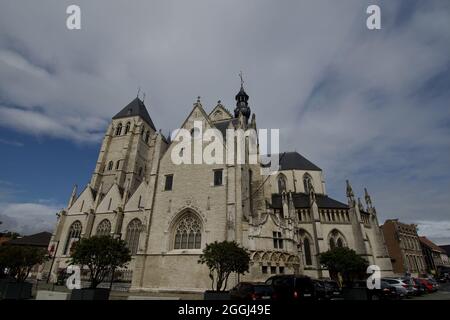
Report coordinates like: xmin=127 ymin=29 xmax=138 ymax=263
xmin=69 ymin=236 xmax=131 ymax=289
xmin=198 ymin=241 xmax=250 ymax=292
xmin=319 ymin=247 xmax=368 ymax=286
xmin=0 ymin=245 xmax=48 ymax=282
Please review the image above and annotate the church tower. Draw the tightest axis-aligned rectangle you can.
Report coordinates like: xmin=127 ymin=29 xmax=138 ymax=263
xmin=90 ymin=97 xmax=158 ymax=197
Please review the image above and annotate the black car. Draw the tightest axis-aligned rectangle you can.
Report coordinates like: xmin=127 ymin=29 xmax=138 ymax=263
xmin=230 ymin=282 xmax=274 ymax=301
xmin=312 ymin=279 xmax=327 ymax=300
xmin=322 ymin=280 xmax=343 ymax=300
xmin=265 ymin=275 xmax=315 ymax=301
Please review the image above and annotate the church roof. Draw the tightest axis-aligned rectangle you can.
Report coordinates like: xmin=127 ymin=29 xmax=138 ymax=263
xmin=213 ymin=119 xmax=239 ymax=140
xmin=112 ymin=97 xmax=156 ymax=130
xmin=7 ymin=232 xmax=52 ymax=247
xmin=279 ymin=152 xmax=321 ymax=171
xmin=271 ymin=193 xmax=348 ymax=209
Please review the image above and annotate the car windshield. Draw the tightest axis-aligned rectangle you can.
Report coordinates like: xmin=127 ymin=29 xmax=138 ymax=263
xmin=254 ymin=285 xmax=272 ymax=294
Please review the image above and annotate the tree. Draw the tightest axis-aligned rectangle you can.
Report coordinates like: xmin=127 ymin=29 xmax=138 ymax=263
xmin=0 ymin=245 xmax=48 ymax=282
xmin=319 ymin=247 xmax=368 ymax=286
xmin=198 ymin=241 xmax=250 ymax=292
xmin=69 ymin=236 xmax=131 ymax=289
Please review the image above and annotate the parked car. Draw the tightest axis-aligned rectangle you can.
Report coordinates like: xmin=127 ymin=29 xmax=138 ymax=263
xmin=381 ymin=278 xmax=410 ymax=298
xmin=322 ymin=279 xmax=343 ymax=300
xmin=426 ymin=278 xmax=439 ymax=291
xmin=417 ymin=278 xmax=434 ymax=293
xmin=411 ymin=278 xmax=426 ymax=295
xmin=368 ymin=280 xmax=402 ymax=300
xmin=312 ymin=279 xmax=327 ymax=300
xmin=229 ymin=282 xmax=274 ymax=301
xmin=265 ymin=275 xmax=315 ymax=300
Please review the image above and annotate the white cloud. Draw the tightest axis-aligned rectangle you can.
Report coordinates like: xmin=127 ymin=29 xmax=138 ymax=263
xmin=415 ymin=220 xmax=450 ymax=245
xmin=0 ymin=202 xmax=61 ymax=235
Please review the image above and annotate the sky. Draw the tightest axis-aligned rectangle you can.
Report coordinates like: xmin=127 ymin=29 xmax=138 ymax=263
xmin=0 ymin=0 xmax=449 ymax=243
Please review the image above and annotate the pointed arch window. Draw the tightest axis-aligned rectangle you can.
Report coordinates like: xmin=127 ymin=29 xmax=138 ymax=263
xmin=96 ymin=219 xmax=111 ymax=237
xmin=303 ymin=238 xmax=312 ymax=266
xmin=303 ymin=173 xmax=313 ymax=194
xmin=124 ymin=122 xmax=131 ymax=134
xmin=173 ymin=214 xmax=202 ymax=249
xmin=63 ymin=221 xmax=82 ymax=255
xmin=277 ymin=174 xmax=287 ymax=193
xmin=115 ymin=123 xmax=123 ymax=136
xmin=145 ymin=131 xmax=150 ymax=143
xmin=125 ymin=219 xmax=142 ymax=255
xmin=329 ymin=238 xmax=336 ymax=250
xmin=108 ymin=161 xmax=114 ymax=171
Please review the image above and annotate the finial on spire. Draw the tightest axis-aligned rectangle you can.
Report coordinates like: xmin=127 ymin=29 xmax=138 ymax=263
xmin=137 ymin=87 xmax=141 ymax=98
xmin=142 ymin=92 xmax=146 ymax=103
xmin=239 ymin=71 xmax=244 ymax=88
xmin=364 ymin=187 xmax=373 ymax=208
xmin=217 ymin=100 xmax=221 ymax=105
xmin=346 ymin=180 xmax=354 ymax=200
xmin=197 ymin=96 xmax=201 ymax=103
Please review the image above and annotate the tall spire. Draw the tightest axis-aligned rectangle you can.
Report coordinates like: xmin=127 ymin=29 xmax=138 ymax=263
xmin=346 ymin=180 xmax=355 ymax=205
xmin=364 ymin=188 xmax=373 ymax=209
xmin=234 ymin=72 xmax=251 ymax=121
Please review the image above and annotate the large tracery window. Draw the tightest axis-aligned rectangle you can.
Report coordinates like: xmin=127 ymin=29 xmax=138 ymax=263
xmin=328 ymin=229 xmax=347 ymax=250
xmin=125 ymin=219 xmax=142 ymax=255
xmin=174 ymin=214 xmax=202 ymax=249
xmin=303 ymin=173 xmax=313 ymax=194
xmin=277 ymin=174 xmax=287 ymax=194
xmin=64 ymin=221 xmax=82 ymax=255
xmin=96 ymin=219 xmax=111 ymax=237
xmin=115 ymin=123 xmax=123 ymax=136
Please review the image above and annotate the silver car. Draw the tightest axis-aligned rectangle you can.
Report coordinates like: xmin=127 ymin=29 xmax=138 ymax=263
xmin=381 ymin=278 xmax=410 ymax=297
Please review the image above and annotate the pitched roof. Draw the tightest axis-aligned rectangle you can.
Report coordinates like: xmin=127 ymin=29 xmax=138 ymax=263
xmin=419 ymin=236 xmax=446 ymax=253
xmin=278 ymin=152 xmax=321 ymax=171
xmin=7 ymin=232 xmax=52 ymax=247
xmin=271 ymin=193 xmax=348 ymax=209
xmin=112 ymin=97 xmax=156 ymax=130
xmin=439 ymin=245 xmax=450 ymax=256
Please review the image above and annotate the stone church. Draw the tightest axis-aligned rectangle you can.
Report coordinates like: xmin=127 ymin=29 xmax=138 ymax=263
xmin=46 ymin=82 xmax=393 ymax=292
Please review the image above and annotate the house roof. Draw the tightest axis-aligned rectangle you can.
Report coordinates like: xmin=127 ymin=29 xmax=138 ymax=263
xmin=439 ymin=245 xmax=450 ymax=257
xmin=419 ymin=236 xmax=446 ymax=253
xmin=271 ymin=193 xmax=348 ymax=209
xmin=112 ymin=97 xmax=156 ymax=130
xmin=278 ymin=152 xmax=321 ymax=171
xmin=7 ymin=232 xmax=52 ymax=247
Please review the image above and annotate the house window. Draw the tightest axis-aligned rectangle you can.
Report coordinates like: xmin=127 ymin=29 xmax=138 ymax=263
xmin=125 ymin=122 xmax=131 ymax=134
xmin=108 ymin=161 xmax=114 ymax=171
xmin=262 ymin=266 xmax=268 ymax=274
xmin=214 ymin=169 xmax=223 ymax=186
xmin=96 ymin=219 xmax=111 ymax=237
xmin=115 ymin=123 xmax=122 ymax=136
xmin=173 ymin=214 xmax=202 ymax=249
xmin=63 ymin=221 xmax=82 ymax=255
xmin=125 ymin=219 xmax=142 ymax=255
xmin=273 ymin=231 xmax=283 ymax=249
xmin=164 ymin=174 xmax=173 ymax=191
xmin=270 ymin=266 xmax=277 ymax=274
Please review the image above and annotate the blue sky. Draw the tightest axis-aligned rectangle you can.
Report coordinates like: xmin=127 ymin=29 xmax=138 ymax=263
xmin=0 ymin=0 xmax=449 ymax=243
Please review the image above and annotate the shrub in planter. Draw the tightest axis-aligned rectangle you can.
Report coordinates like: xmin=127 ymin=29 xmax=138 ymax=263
xmin=69 ymin=236 xmax=131 ymax=300
xmin=0 ymin=245 xmax=47 ymax=300
xmin=198 ymin=241 xmax=250 ymax=300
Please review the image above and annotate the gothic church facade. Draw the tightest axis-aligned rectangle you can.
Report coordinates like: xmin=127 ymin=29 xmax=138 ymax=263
xmin=46 ymin=83 xmax=393 ymax=292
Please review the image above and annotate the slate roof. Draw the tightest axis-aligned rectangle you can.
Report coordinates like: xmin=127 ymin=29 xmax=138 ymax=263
xmin=419 ymin=236 xmax=446 ymax=253
xmin=113 ymin=98 xmax=156 ymax=130
xmin=439 ymin=245 xmax=450 ymax=257
xmin=271 ymin=193 xmax=348 ymax=209
xmin=279 ymin=152 xmax=321 ymax=171
xmin=7 ymin=232 xmax=52 ymax=247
